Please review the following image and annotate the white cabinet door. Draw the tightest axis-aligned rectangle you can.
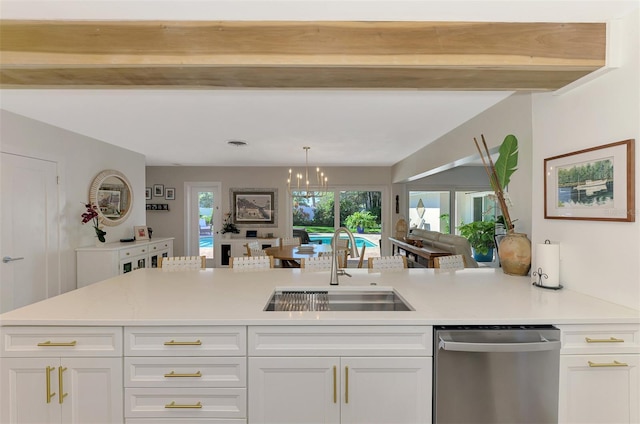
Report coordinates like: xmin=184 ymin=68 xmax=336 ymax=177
xmin=341 ymin=357 xmax=431 ymax=424
xmin=0 ymin=357 xmax=123 ymax=424
xmin=1 ymin=357 xmax=62 ymax=423
xmin=248 ymin=357 xmax=431 ymax=424
xmin=249 ymin=357 xmax=340 ymax=424
xmin=61 ymin=357 xmax=123 ymax=424
xmin=559 ymin=354 xmax=639 ymax=424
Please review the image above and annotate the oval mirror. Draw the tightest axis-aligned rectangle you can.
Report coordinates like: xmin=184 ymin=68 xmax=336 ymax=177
xmin=88 ymin=169 xmax=133 ymax=227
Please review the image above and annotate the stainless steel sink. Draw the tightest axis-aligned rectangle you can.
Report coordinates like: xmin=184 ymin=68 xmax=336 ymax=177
xmin=264 ymin=288 xmax=413 ymax=312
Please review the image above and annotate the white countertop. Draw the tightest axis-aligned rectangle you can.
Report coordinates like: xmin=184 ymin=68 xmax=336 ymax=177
xmin=1 ymin=268 xmax=638 ymax=326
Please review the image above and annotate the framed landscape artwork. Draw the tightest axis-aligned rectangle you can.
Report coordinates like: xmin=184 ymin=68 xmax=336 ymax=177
xmin=544 ymin=139 xmax=635 ymax=222
xmin=231 ymin=188 xmax=278 ymax=227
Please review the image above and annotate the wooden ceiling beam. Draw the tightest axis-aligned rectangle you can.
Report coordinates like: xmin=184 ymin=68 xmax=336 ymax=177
xmin=0 ymin=20 xmax=606 ymax=90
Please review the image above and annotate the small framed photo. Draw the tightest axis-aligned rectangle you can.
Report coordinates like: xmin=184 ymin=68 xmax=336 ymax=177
xmin=145 ymin=187 xmax=152 ymax=200
xmin=153 ymin=184 xmax=164 ymax=197
xmin=134 ymin=225 xmax=149 ymax=240
xmin=165 ymin=188 xmax=175 ymax=200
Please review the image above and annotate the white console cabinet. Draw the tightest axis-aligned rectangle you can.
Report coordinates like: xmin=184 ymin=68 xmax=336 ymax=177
xmin=219 ymin=238 xmax=279 ymax=267
xmin=76 ymin=237 xmax=173 ymax=288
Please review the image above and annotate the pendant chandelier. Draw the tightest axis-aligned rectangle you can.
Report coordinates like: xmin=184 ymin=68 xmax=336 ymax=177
xmin=287 ymin=146 xmax=329 ymax=198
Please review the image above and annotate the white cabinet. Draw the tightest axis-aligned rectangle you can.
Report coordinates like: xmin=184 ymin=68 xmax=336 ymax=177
xmin=558 ymin=324 xmax=640 ymax=424
xmin=247 ymin=326 xmax=432 ymax=424
xmin=124 ymin=326 xmax=247 ymax=423
xmin=249 ymin=356 xmax=431 ymax=424
xmin=0 ymin=327 xmax=123 ymax=424
xmin=76 ymin=237 xmax=173 ymax=287
xmin=219 ymin=238 xmax=278 ymax=267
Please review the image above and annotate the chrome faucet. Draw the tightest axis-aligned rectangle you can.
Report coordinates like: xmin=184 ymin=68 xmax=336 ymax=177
xmin=330 ymin=227 xmax=360 ymax=286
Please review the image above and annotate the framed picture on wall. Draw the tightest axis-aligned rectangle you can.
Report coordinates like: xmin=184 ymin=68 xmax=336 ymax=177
xmin=165 ymin=188 xmax=175 ymax=200
xmin=230 ymin=188 xmax=278 ymax=227
xmin=153 ymin=184 xmax=164 ymax=197
xmin=145 ymin=187 xmax=152 ymax=200
xmin=544 ymin=139 xmax=635 ymax=222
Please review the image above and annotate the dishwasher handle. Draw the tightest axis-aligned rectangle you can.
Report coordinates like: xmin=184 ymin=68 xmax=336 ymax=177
xmin=438 ymin=332 xmax=561 ymax=353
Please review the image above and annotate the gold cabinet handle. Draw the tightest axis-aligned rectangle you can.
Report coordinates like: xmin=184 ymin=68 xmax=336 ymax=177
xmin=585 ymin=337 xmax=625 ymax=343
xmin=164 ymin=371 xmax=202 ymax=378
xmin=588 ymin=360 xmax=628 ymax=367
xmin=164 ymin=339 xmax=202 ymax=346
xmin=58 ymin=366 xmax=68 ymax=404
xmin=332 ymin=366 xmax=337 ymax=404
xmin=344 ymin=366 xmax=349 ymax=404
xmin=165 ymin=401 xmax=202 ymax=409
xmin=38 ymin=340 xmax=77 ymax=347
xmin=45 ymin=366 xmax=56 ymax=403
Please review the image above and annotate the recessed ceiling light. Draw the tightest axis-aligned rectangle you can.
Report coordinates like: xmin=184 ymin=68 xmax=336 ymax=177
xmin=227 ymin=140 xmax=248 ymax=147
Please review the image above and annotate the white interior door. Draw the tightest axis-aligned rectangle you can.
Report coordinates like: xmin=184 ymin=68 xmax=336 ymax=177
xmin=1 ymin=153 xmax=60 ymax=313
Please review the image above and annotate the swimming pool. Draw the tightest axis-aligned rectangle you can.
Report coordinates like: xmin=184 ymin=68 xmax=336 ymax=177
xmin=309 ymin=235 xmax=378 ymax=248
xmin=200 ymin=237 xmax=213 ymax=248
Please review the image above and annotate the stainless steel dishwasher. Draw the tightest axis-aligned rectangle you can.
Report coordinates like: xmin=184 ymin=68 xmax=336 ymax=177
xmin=433 ymin=325 xmax=561 ymax=423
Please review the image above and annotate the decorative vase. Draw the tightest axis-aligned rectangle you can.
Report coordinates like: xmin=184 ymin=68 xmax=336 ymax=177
xmin=498 ymin=231 xmax=532 ymax=276
xmin=95 ymin=237 xmax=105 ymax=247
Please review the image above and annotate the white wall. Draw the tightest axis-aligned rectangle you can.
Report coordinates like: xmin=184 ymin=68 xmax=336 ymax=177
xmin=0 ymin=110 xmax=147 ymax=293
xmin=392 ymin=93 xmax=534 ymax=238
xmin=146 ymin=166 xmax=392 ymax=256
xmin=531 ymin=10 xmax=640 ymax=309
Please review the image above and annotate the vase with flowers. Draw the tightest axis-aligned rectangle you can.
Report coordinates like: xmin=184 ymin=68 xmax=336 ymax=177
xmin=221 ymin=212 xmax=239 ymax=238
xmin=81 ymin=202 xmax=107 ymax=243
xmin=474 ymin=134 xmax=531 ymax=275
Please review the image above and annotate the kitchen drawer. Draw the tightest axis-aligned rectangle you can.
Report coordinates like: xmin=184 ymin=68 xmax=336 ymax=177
xmin=1 ymin=326 xmax=122 ymax=357
xmin=125 ymin=326 xmax=246 ymax=356
xmin=125 ymin=356 xmax=246 ymax=388
xmin=120 ymin=245 xmax=150 ymax=260
xmin=125 ymin=387 xmax=246 ymax=419
xmin=248 ymin=325 xmax=432 ymax=356
xmin=558 ymin=324 xmax=640 ymax=354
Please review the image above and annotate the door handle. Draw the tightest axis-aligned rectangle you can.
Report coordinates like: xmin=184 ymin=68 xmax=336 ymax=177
xmin=3 ymin=256 xmax=24 ymax=263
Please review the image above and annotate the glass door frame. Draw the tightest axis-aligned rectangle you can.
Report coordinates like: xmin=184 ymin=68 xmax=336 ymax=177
xmin=184 ymin=181 xmax=221 ymax=268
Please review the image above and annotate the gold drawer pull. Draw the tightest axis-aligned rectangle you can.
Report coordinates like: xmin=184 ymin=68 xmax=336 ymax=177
xmin=333 ymin=366 xmax=337 ymax=404
xmin=164 ymin=371 xmax=202 ymax=378
xmin=58 ymin=366 xmax=68 ymax=404
xmin=38 ymin=340 xmax=77 ymax=347
xmin=46 ymin=365 xmax=56 ymax=403
xmin=585 ymin=337 xmax=625 ymax=343
xmin=164 ymin=339 xmax=202 ymax=346
xmin=588 ymin=360 xmax=628 ymax=367
xmin=165 ymin=401 xmax=202 ymax=409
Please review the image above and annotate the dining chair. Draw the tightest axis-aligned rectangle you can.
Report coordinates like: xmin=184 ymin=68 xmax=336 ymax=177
xmin=333 ymin=238 xmax=350 ymax=268
xmin=248 ymin=248 xmax=267 ymax=257
xmin=318 ymin=251 xmax=347 ymax=268
xmin=367 ymin=255 xmax=408 ymax=269
xmin=280 ymin=237 xmax=301 ymax=246
xmin=434 ymin=254 xmax=466 ymax=270
xmin=357 ymin=244 xmax=367 ymax=268
xmin=245 ymin=241 xmax=261 ymax=256
xmin=229 ymin=255 xmax=274 ymax=269
xmin=159 ymin=256 xmax=206 ymax=270
xmin=300 ymin=255 xmax=333 ymax=271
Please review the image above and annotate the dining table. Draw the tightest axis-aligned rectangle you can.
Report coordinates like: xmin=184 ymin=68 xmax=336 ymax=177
xmin=264 ymin=244 xmax=341 ymax=268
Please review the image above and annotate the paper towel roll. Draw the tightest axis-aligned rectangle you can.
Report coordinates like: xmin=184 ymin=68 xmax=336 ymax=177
xmin=535 ymin=242 xmax=560 ymax=287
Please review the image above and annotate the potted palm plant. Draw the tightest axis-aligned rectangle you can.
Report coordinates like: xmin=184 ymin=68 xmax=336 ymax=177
xmin=458 ymin=220 xmax=496 ymax=262
xmin=474 ymin=134 xmax=531 ymax=275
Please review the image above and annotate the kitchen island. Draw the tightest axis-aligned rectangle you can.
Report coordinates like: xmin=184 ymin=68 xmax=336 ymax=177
xmin=1 ymin=268 xmax=638 ymax=423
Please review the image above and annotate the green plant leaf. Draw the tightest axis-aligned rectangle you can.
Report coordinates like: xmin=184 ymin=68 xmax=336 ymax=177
xmin=494 ymin=134 xmax=519 ymax=190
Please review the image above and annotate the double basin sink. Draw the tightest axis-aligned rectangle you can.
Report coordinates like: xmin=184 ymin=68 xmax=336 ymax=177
xmin=264 ymin=287 xmax=413 ymax=312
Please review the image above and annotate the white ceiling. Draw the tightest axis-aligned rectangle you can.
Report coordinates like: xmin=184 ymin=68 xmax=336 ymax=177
xmin=1 ymin=0 xmax=638 ymax=167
